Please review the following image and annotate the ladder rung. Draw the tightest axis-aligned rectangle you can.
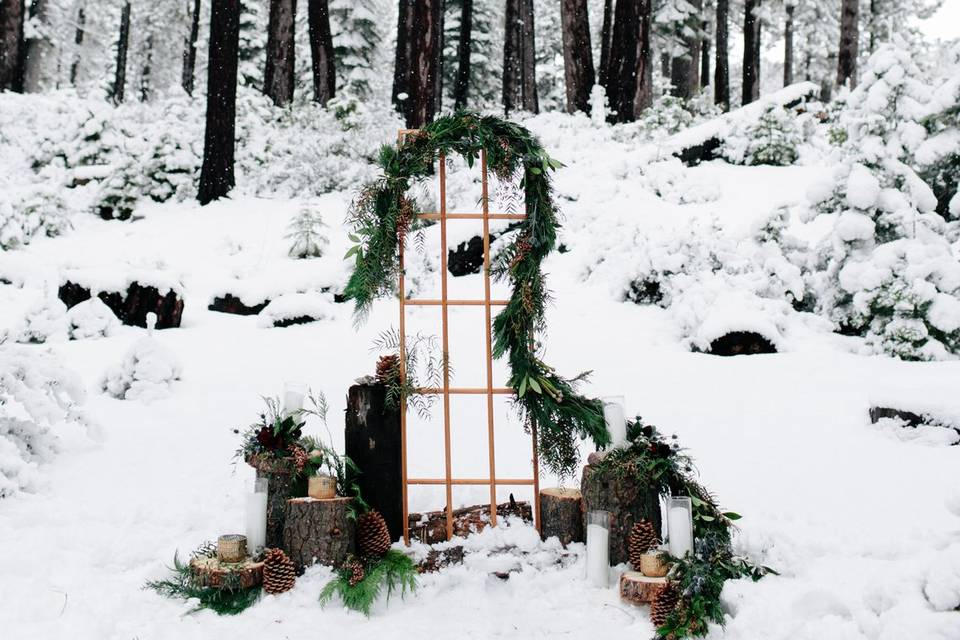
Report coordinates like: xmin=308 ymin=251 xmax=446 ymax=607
xmin=407 ymin=478 xmax=536 ymax=486
xmin=415 ymin=387 xmax=514 ymax=395
xmin=403 ymin=299 xmax=510 ymax=307
xmin=417 ymin=213 xmax=526 ymax=220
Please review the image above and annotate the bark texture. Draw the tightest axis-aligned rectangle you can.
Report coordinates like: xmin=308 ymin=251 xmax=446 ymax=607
xmin=307 ymin=0 xmax=335 ymax=105
xmin=540 ymin=488 xmax=584 ymax=546
xmin=248 ymin=455 xmax=299 ymax=550
xmin=344 ymin=383 xmax=402 ymax=542
xmin=742 ymin=0 xmax=761 ymax=105
xmin=58 ymin=281 xmax=185 ymax=329
xmin=581 ymin=463 xmax=661 ymax=566
xmin=181 ymin=0 xmax=202 ymax=95
xmin=453 ymin=0 xmax=472 ymax=109
xmin=598 ymin=0 xmax=613 ymax=87
xmin=783 ymin=3 xmax=794 ymax=86
xmin=619 ymin=571 xmax=667 ymax=605
xmin=392 ymin=0 xmax=413 ymax=111
xmin=836 ymin=0 xmax=859 ymax=89
xmin=264 ymin=0 xmax=296 ymax=106
xmin=198 ymin=0 xmax=240 ymax=205
xmin=283 ymin=497 xmax=355 ymax=569
xmin=670 ymin=0 xmax=701 ymax=100
xmin=190 ymin=557 xmax=264 ymax=588
xmin=607 ymin=0 xmax=651 ymax=122
xmin=503 ymin=0 xmax=537 ymax=113
xmin=404 ymin=0 xmax=441 ymax=127
xmin=23 ymin=0 xmax=53 ymax=91
xmin=112 ymin=2 xmax=131 ymax=103
xmin=700 ymin=36 xmax=710 ymax=90
xmin=0 ymin=0 xmax=24 ymax=91
xmin=560 ymin=0 xmax=594 ymax=114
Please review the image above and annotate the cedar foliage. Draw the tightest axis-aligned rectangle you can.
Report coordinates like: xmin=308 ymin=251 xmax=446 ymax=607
xmin=145 ymin=549 xmax=262 ymax=615
xmin=319 ymin=549 xmax=418 ymax=616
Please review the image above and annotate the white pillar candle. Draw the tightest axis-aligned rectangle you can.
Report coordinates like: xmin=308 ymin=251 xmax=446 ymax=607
xmin=586 ymin=510 xmax=611 ymax=588
xmin=244 ymin=478 xmax=268 ymax=556
xmin=602 ymin=396 xmax=627 ymax=447
xmin=282 ymin=381 xmax=306 ymax=416
xmin=667 ymin=497 xmax=694 ymax=558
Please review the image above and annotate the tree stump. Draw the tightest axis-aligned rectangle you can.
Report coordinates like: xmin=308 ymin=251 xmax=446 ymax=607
xmin=581 ymin=463 xmax=661 ymax=566
xmin=540 ymin=488 xmax=584 ymax=546
xmin=190 ymin=556 xmax=263 ymax=589
xmin=283 ymin=497 xmax=355 ymax=569
xmin=247 ymin=455 xmax=299 ymax=550
xmin=619 ymin=571 xmax=667 ymax=606
xmin=58 ymin=280 xmax=184 ymax=328
xmin=345 ymin=382 xmax=402 ymax=541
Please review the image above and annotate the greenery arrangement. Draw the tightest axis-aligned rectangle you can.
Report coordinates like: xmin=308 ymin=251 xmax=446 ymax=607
xmin=319 ymin=549 xmax=419 ymax=616
xmin=597 ymin=418 xmax=775 ymax=638
xmin=233 ymin=392 xmax=328 ymax=465
xmin=145 ymin=544 xmax=262 ymax=616
xmin=342 ymin=110 xmax=610 ymax=478
xmin=371 ymin=327 xmax=447 ymax=419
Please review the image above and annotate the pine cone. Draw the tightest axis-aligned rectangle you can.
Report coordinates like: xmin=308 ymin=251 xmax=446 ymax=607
xmin=356 ymin=510 xmax=392 ymax=558
xmin=344 ymin=556 xmax=366 ymax=586
xmin=629 ymin=519 xmax=661 ymax=570
xmin=650 ymin=583 xmax=680 ymax=627
xmin=376 ymin=354 xmax=400 ymax=384
xmin=263 ymin=548 xmax=296 ymax=594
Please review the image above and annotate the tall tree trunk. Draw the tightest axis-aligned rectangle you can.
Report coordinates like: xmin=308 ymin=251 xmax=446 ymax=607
xmin=182 ymin=0 xmax=202 ymax=95
xmin=783 ymin=3 xmax=794 ymax=86
xmin=198 ymin=0 xmax=241 ymax=205
xmin=714 ymin=0 xmax=729 ymax=109
xmin=836 ymin=0 xmax=858 ymax=89
xmin=700 ymin=35 xmax=710 ymax=90
xmin=0 ymin=0 xmax=24 ymax=91
xmin=23 ymin=0 xmax=53 ymax=91
xmin=264 ymin=0 xmax=296 ymax=106
xmin=112 ymin=2 xmax=131 ymax=103
xmin=742 ymin=0 xmax=760 ymax=105
xmin=405 ymin=0 xmax=440 ymax=127
xmin=606 ymin=0 xmax=640 ymax=122
xmin=69 ymin=6 xmax=84 ymax=85
xmin=633 ymin=0 xmax=652 ymax=114
xmin=670 ymin=0 xmax=701 ymax=99
xmin=140 ymin=33 xmax=153 ymax=101
xmin=453 ymin=0 xmax=472 ymax=109
xmin=560 ymin=0 xmax=594 ymax=114
xmin=598 ymin=0 xmax=613 ymax=88
xmin=503 ymin=0 xmax=537 ymax=113
xmin=433 ymin=2 xmax=444 ymax=112
xmin=307 ymin=0 xmax=335 ymax=104
xmin=392 ymin=0 xmax=413 ymax=111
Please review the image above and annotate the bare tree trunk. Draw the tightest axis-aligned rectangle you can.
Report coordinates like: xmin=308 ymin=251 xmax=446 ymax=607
xmin=198 ymin=0 xmax=240 ymax=205
xmin=264 ymin=0 xmax=296 ymax=106
xmin=69 ymin=6 xmax=84 ymax=85
xmin=868 ymin=0 xmax=876 ymax=53
xmin=700 ymin=35 xmax=710 ymax=90
xmin=23 ymin=0 xmax=53 ymax=91
xmin=714 ymin=0 xmax=729 ymax=109
xmin=598 ymin=0 xmax=613 ymax=88
xmin=453 ymin=0 xmax=472 ymax=109
xmin=633 ymin=0 xmax=652 ymax=114
xmin=405 ymin=0 xmax=440 ymax=127
xmin=783 ymin=3 xmax=794 ymax=86
xmin=560 ymin=0 xmax=594 ymax=113
xmin=433 ymin=2 xmax=444 ymax=112
xmin=182 ymin=0 xmax=202 ymax=95
xmin=742 ymin=0 xmax=760 ymax=105
xmin=307 ymin=0 xmax=335 ymax=105
xmin=0 ymin=0 xmax=24 ymax=91
xmin=140 ymin=33 xmax=153 ymax=101
xmin=503 ymin=0 xmax=537 ymax=113
xmin=392 ymin=0 xmax=413 ymax=111
xmin=836 ymin=0 xmax=858 ymax=89
xmin=112 ymin=2 xmax=131 ymax=103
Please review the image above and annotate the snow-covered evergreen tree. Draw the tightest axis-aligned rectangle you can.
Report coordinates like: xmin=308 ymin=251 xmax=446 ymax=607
xmin=330 ymin=0 xmax=382 ymax=101
xmin=723 ymin=104 xmax=803 ymax=166
xmin=915 ymin=44 xmax=960 ymax=219
xmin=286 ymin=204 xmax=330 ymax=258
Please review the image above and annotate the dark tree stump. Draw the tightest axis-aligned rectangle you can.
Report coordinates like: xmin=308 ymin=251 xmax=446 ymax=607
xmin=581 ymin=464 xmax=661 ymax=566
xmin=208 ymin=293 xmax=270 ymax=315
xmin=283 ymin=497 xmax=355 ymax=569
xmin=247 ymin=455 xmax=299 ymax=550
xmin=708 ymin=331 xmax=777 ymax=356
xmin=345 ymin=382 xmax=402 ymax=542
xmin=540 ymin=488 xmax=584 ymax=546
xmin=57 ymin=280 xmax=184 ymax=328
xmin=409 ymin=498 xmax=532 ymax=545
xmin=868 ymin=407 xmax=925 ymax=427
xmin=675 ymin=136 xmax=722 ymax=166
xmin=448 ymin=235 xmax=486 ymax=277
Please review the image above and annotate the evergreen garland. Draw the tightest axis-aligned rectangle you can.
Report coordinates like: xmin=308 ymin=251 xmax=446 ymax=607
xmin=145 ymin=547 xmax=262 ymax=616
xmin=319 ymin=549 xmax=418 ymax=616
xmin=343 ymin=111 xmax=610 ymax=478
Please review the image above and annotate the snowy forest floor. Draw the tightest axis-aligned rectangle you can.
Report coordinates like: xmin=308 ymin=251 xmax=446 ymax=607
xmin=2 ymin=109 xmax=960 ymax=639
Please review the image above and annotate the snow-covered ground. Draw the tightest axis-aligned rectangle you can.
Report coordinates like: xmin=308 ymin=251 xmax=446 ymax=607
xmin=2 ymin=109 xmax=960 ymax=639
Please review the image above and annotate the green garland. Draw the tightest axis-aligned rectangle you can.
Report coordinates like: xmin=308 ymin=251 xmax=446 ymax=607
xmin=343 ymin=111 xmax=609 ymax=477
xmin=145 ymin=546 xmax=262 ymax=616
xmin=319 ymin=549 xmax=418 ymax=616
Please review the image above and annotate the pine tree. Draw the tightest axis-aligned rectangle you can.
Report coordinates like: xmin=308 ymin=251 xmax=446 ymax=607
xmin=331 ymin=0 xmax=381 ymax=100
xmin=238 ymin=1 xmax=267 ymax=88
xmin=443 ymin=0 xmax=499 ymax=109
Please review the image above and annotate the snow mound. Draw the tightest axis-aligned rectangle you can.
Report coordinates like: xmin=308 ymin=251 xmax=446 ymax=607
xmin=101 ymin=323 xmax=183 ymax=402
xmin=66 ymin=297 xmax=120 ymax=340
xmin=10 ymin=296 xmax=68 ymax=344
xmin=257 ymin=292 xmax=337 ymax=328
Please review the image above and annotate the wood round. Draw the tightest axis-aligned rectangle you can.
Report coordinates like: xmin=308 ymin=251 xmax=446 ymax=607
xmin=189 ymin=556 xmax=263 ymax=589
xmin=619 ymin=570 xmax=668 ymax=606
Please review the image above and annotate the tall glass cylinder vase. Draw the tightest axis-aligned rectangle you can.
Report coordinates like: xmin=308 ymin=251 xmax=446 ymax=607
xmin=602 ymin=396 xmax=627 ymax=447
xmin=586 ymin=510 xmax=611 ymax=587
xmin=283 ymin=381 xmax=306 ymax=416
xmin=244 ymin=477 xmax=268 ymax=557
xmin=667 ymin=496 xmax=694 ymax=559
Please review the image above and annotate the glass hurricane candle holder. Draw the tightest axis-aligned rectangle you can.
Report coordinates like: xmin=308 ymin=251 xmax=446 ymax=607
xmin=601 ymin=396 xmax=627 ymax=447
xmin=667 ymin=496 xmax=694 ymax=559
xmin=244 ymin=477 xmax=268 ymax=557
xmin=283 ymin=381 xmax=306 ymax=416
xmin=586 ymin=510 xmax=611 ymax=587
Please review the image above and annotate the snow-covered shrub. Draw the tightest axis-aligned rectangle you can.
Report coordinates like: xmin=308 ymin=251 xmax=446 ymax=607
xmin=807 ymin=40 xmax=960 ymax=360
xmin=286 ymin=205 xmax=330 ymax=259
xmin=643 ymin=158 xmax=721 ymax=204
xmin=101 ymin=331 xmax=183 ymax=401
xmin=639 ymin=95 xmax=696 ymax=136
xmin=257 ymin=292 xmax=336 ymax=328
xmin=12 ymin=297 xmax=69 ymax=344
xmin=0 ymin=346 xmax=88 ymax=498
xmin=0 ymin=176 xmax=71 ymax=249
xmin=722 ymin=104 xmax=803 ymax=166
xmin=66 ymin=298 xmax=120 ymax=340
xmin=915 ymin=45 xmax=960 ymax=219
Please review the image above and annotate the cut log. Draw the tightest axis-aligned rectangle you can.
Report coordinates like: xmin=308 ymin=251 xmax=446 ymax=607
xmin=283 ymin=497 xmax=355 ymax=569
xmin=417 ymin=545 xmax=465 ymax=573
xmin=581 ymin=463 xmax=661 ymax=566
xmin=190 ymin=556 xmax=263 ymax=589
xmin=619 ymin=570 xmax=667 ymax=606
xmin=58 ymin=280 xmax=184 ymax=329
xmin=208 ymin=293 xmax=270 ymax=315
xmin=408 ymin=498 xmax=532 ymax=545
xmin=345 ymin=382 xmax=403 ymax=541
xmin=247 ymin=454 xmax=299 ymax=550
xmin=540 ymin=487 xmax=584 ymax=546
